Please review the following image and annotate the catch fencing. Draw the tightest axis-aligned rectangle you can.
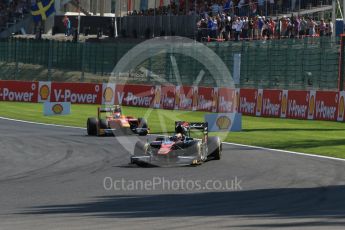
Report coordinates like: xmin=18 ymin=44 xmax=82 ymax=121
xmin=0 ymin=37 xmax=340 ymax=91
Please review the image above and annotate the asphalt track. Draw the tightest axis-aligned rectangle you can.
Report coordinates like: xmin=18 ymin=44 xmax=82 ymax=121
xmin=0 ymin=118 xmax=345 ymax=230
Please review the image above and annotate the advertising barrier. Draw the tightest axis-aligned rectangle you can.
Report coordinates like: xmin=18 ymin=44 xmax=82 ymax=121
xmin=174 ymin=86 xmax=194 ymax=110
xmin=0 ymin=80 xmax=37 ymax=102
xmin=218 ymin=88 xmax=239 ymax=113
xmin=285 ymin=90 xmax=309 ymax=119
xmin=239 ymin=88 xmax=258 ymax=116
xmin=314 ymin=91 xmax=339 ymax=121
xmin=159 ymin=85 xmax=176 ymax=110
xmin=50 ymin=82 xmax=102 ymax=104
xmin=1 ymin=80 xmax=345 ymax=123
xmin=115 ymin=84 xmax=155 ymax=108
xmin=195 ymin=87 xmax=218 ymax=112
xmin=261 ymin=89 xmax=282 ymax=118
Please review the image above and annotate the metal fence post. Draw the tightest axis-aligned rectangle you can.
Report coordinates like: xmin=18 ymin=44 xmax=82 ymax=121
xmin=48 ymin=39 xmax=52 ymax=81
xmin=14 ymin=38 xmax=18 ymax=80
xmin=81 ymin=42 xmax=85 ymax=82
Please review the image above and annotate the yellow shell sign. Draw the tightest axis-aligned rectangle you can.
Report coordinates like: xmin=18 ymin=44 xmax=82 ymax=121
xmin=281 ymin=94 xmax=287 ymax=114
xmin=103 ymin=87 xmax=114 ymax=103
xmin=216 ymin=116 xmax=231 ymax=130
xmin=52 ymin=104 xmax=64 ymax=114
xmin=40 ymin=84 xmax=50 ymax=100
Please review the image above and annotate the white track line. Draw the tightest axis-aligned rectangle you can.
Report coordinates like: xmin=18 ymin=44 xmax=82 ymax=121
xmin=0 ymin=116 xmax=344 ymax=163
xmin=0 ymin=116 xmax=86 ymax=130
xmin=223 ymin=141 xmax=345 ymax=163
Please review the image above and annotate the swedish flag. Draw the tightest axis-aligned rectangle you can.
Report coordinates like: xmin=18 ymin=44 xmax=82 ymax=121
xmin=31 ymin=0 xmax=55 ymax=23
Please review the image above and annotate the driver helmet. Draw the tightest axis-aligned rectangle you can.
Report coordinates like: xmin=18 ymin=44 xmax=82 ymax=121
xmin=175 ymin=124 xmax=187 ymax=136
xmin=175 ymin=133 xmax=183 ymax=140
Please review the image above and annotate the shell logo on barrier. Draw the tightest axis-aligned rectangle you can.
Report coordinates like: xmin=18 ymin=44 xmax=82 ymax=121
xmin=52 ymin=104 xmax=64 ymax=114
xmin=103 ymin=87 xmax=114 ymax=103
xmin=308 ymin=95 xmax=315 ymax=116
xmin=154 ymin=86 xmax=161 ymax=106
xmin=281 ymin=94 xmax=287 ymax=115
xmin=339 ymin=96 xmax=344 ymax=119
xmin=216 ymin=116 xmax=231 ymax=130
xmin=39 ymin=84 xmax=50 ymax=100
xmin=256 ymin=92 xmax=262 ymax=113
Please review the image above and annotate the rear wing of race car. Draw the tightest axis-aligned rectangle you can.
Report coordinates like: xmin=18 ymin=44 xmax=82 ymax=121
xmin=97 ymin=106 xmax=121 ymax=118
xmin=175 ymin=121 xmax=208 ymax=135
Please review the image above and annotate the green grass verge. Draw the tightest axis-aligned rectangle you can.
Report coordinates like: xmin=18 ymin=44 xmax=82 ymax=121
xmin=1 ymin=102 xmax=345 ymax=159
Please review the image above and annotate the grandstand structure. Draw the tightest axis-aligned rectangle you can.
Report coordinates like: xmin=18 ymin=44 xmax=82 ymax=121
xmin=0 ymin=1 xmax=345 ymax=92
xmin=0 ymin=1 xmax=344 ymax=39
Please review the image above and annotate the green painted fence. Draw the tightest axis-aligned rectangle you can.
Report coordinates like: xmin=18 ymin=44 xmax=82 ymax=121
xmin=0 ymin=37 xmax=340 ymax=90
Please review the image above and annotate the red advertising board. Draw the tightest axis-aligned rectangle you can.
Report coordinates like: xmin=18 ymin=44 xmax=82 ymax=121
xmin=314 ymin=91 xmax=339 ymax=121
xmin=0 ymin=80 xmax=38 ymax=102
xmin=50 ymin=82 xmax=102 ymax=104
xmin=115 ymin=84 xmax=155 ymax=108
xmin=196 ymin=87 xmax=218 ymax=112
xmin=286 ymin=90 xmax=309 ymax=119
xmin=174 ymin=86 xmax=194 ymax=110
xmin=261 ymin=89 xmax=282 ymax=117
xmin=159 ymin=85 xmax=176 ymax=110
xmin=218 ymin=88 xmax=239 ymax=113
xmin=239 ymin=88 xmax=257 ymax=116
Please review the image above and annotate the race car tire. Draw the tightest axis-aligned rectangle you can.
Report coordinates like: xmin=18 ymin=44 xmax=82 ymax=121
xmin=208 ymin=136 xmax=222 ymax=160
xmin=133 ymin=141 xmax=149 ymax=156
xmin=137 ymin=118 xmax=148 ymax=136
xmin=131 ymin=141 xmax=150 ymax=165
xmin=99 ymin=119 xmax=108 ymax=129
xmin=190 ymin=141 xmax=202 ymax=163
xmin=87 ymin=117 xmax=98 ymax=136
xmin=138 ymin=118 xmax=148 ymax=129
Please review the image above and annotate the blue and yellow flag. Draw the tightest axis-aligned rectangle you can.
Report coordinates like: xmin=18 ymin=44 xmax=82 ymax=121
xmin=31 ymin=0 xmax=55 ymax=23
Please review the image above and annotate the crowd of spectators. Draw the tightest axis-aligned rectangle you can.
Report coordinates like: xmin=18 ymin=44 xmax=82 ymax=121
xmin=197 ymin=14 xmax=333 ymax=42
xmin=195 ymin=1 xmax=334 ymax=41
xmin=127 ymin=1 xmax=333 ymax=17
xmin=0 ymin=0 xmax=30 ymax=32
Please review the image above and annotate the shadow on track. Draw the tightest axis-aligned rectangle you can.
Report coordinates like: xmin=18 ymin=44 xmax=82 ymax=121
xmin=20 ymin=185 xmax=345 ymax=227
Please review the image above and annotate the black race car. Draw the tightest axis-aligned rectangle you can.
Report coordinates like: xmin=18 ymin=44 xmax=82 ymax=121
xmin=130 ymin=121 xmax=222 ymax=166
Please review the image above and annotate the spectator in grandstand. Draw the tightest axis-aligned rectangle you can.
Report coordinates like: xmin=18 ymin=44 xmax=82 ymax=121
xmin=307 ymin=18 xmax=317 ymax=36
xmin=269 ymin=18 xmax=276 ymax=39
xmin=319 ymin=19 xmax=326 ymax=36
xmin=241 ymin=16 xmax=248 ymax=39
xmin=234 ymin=16 xmax=242 ymax=41
xmin=261 ymin=19 xmax=270 ymax=40
xmin=326 ymin=19 xmax=333 ymax=37
xmin=63 ymin=15 xmax=71 ymax=36
xmin=248 ymin=17 xmax=254 ymax=40
xmin=300 ymin=16 xmax=308 ymax=36
xmin=281 ymin=16 xmax=289 ymax=38
xmin=294 ymin=16 xmax=301 ymax=38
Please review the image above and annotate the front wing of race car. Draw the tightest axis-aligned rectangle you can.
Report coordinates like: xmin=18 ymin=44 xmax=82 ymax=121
xmin=130 ymin=154 xmax=200 ymax=166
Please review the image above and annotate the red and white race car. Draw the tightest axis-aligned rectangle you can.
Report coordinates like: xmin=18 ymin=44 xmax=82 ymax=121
xmin=131 ymin=121 xmax=222 ymax=166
